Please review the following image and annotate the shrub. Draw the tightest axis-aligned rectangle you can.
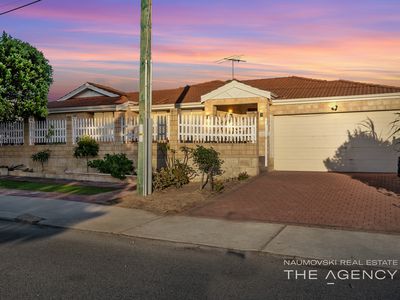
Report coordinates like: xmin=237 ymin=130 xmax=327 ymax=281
xmin=73 ymin=136 xmax=99 ymax=172
xmin=88 ymin=153 xmax=134 ymax=180
xmin=31 ymin=149 xmax=51 ymax=172
xmin=213 ymin=179 xmax=225 ymax=193
xmin=152 ymin=145 xmax=196 ymax=191
xmin=238 ymin=171 xmax=249 ymax=181
xmin=190 ymin=145 xmax=224 ymax=191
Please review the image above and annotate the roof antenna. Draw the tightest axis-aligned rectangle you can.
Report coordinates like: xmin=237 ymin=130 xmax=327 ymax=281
xmin=215 ymin=55 xmax=246 ymax=80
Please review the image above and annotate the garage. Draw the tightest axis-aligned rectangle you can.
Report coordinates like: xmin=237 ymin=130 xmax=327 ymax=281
xmin=273 ymin=110 xmax=399 ymax=172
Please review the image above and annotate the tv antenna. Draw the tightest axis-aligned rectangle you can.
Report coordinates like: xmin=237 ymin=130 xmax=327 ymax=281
xmin=215 ymin=55 xmax=246 ymax=80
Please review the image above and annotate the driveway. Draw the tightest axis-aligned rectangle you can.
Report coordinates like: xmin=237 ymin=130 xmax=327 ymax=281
xmin=189 ymin=172 xmax=400 ymax=233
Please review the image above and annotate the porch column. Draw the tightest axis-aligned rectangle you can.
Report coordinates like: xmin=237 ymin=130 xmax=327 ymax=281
xmin=204 ymin=102 xmax=217 ymax=116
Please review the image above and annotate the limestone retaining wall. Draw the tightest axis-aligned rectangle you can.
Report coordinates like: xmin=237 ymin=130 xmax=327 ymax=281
xmin=0 ymin=142 xmax=259 ymax=179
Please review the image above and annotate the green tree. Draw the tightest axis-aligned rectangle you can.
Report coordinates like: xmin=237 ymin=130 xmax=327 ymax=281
xmin=0 ymin=32 xmax=53 ymax=121
xmin=190 ymin=146 xmax=224 ymax=190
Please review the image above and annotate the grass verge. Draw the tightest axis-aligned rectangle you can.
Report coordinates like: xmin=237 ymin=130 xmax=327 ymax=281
xmin=0 ymin=179 xmax=117 ymax=195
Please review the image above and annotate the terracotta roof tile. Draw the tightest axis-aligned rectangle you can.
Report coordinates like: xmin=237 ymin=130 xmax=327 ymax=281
xmin=87 ymin=82 xmax=126 ymax=96
xmin=126 ymin=87 xmax=187 ymax=105
xmin=48 ymin=95 xmax=128 ymax=109
xmin=243 ymin=76 xmax=400 ymax=99
xmin=49 ymin=77 xmax=400 ymax=110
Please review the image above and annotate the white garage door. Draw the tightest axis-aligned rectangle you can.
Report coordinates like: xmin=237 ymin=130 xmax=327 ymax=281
xmin=273 ymin=111 xmax=399 ymax=172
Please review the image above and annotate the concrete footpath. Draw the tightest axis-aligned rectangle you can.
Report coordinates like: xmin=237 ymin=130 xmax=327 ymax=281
xmin=1 ymin=195 xmax=400 ymax=263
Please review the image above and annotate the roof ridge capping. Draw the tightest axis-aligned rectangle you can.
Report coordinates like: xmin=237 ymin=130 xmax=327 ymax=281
xmin=334 ymin=79 xmax=400 ymax=89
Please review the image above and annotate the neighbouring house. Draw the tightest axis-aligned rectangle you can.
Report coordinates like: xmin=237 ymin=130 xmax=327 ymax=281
xmin=1 ymin=76 xmax=400 ymax=178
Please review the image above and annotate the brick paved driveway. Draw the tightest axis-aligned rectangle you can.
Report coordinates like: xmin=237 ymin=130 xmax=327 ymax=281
xmin=189 ymin=172 xmax=400 ymax=233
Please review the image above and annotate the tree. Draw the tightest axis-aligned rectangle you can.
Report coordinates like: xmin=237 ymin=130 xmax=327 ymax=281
xmin=0 ymin=32 xmax=53 ymax=121
xmin=73 ymin=136 xmax=99 ymax=172
xmin=190 ymin=146 xmax=224 ymax=190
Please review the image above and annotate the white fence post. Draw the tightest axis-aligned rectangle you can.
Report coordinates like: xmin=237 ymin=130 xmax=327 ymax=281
xmin=29 ymin=117 xmax=35 ymax=145
xmin=72 ymin=116 xmax=77 ymax=144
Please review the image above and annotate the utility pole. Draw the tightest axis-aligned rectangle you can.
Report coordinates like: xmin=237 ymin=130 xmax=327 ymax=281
xmin=137 ymin=0 xmax=152 ymax=196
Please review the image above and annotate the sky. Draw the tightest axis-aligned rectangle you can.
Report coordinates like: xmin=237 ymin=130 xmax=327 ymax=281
xmin=1 ymin=0 xmax=400 ymax=100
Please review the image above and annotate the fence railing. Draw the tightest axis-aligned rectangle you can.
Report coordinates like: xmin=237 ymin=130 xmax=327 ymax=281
xmin=0 ymin=121 xmax=24 ymax=145
xmin=72 ymin=117 xmax=115 ymax=144
xmin=178 ymin=114 xmax=257 ymax=143
xmin=0 ymin=114 xmax=258 ymax=146
xmin=121 ymin=115 xmax=170 ymax=143
xmin=29 ymin=119 xmax=67 ymax=145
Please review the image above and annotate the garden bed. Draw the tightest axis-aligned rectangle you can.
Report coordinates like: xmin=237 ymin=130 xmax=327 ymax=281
xmin=111 ymin=178 xmax=248 ymax=214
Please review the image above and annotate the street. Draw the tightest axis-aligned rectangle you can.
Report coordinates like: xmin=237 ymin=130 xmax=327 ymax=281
xmin=0 ymin=221 xmax=399 ymax=299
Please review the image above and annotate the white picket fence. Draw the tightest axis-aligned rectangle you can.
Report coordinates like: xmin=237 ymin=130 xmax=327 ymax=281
xmin=178 ymin=114 xmax=257 ymax=143
xmin=0 ymin=121 xmax=24 ymax=145
xmin=121 ymin=115 xmax=170 ymax=143
xmin=72 ymin=117 xmax=115 ymax=143
xmin=0 ymin=114 xmax=258 ymax=146
xmin=29 ymin=119 xmax=67 ymax=145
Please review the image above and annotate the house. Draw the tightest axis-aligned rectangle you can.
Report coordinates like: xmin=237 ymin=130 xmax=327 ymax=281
xmin=1 ymin=76 xmax=400 ymax=176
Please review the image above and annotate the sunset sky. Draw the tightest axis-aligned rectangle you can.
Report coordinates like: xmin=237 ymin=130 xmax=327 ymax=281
xmin=2 ymin=0 xmax=400 ymax=99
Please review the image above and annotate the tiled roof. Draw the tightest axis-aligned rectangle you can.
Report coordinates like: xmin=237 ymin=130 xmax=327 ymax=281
xmin=87 ymin=82 xmax=127 ymax=96
xmin=48 ymin=76 xmax=400 ymax=109
xmin=149 ymin=76 xmax=400 ymax=104
xmin=48 ymin=95 xmax=128 ymax=109
xmin=126 ymin=86 xmax=187 ymax=105
xmin=242 ymin=76 xmax=400 ymax=99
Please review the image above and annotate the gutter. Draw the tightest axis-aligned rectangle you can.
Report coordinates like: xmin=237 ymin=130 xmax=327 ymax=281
xmin=130 ymin=102 xmax=204 ymax=112
xmin=48 ymin=102 xmax=138 ymax=114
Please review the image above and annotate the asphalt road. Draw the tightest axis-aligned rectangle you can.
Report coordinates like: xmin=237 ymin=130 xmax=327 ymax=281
xmin=0 ymin=220 xmax=399 ymax=300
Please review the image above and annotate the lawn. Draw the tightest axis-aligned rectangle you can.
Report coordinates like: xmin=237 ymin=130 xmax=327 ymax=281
xmin=0 ymin=179 xmax=117 ymax=195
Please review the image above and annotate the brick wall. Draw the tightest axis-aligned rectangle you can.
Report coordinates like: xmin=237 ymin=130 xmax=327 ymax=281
xmin=0 ymin=141 xmax=258 ymax=178
xmin=176 ymin=143 xmax=259 ymax=178
xmin=0 ymin=143 xmax=138 ymax=174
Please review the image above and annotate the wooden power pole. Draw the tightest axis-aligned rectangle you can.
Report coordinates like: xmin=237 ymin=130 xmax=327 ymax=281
xmin=137 ymin=0 xmax=152 ymax=196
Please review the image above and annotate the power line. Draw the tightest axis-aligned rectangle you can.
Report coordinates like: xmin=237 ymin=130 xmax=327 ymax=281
xmin=0 ymin=0 xmax=42 ymax=16
xmin=0 ymin=0 xmax=27 ymax=10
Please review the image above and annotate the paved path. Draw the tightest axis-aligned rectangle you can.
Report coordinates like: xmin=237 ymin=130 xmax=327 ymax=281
xmin=190 ymin=172 xmax=400 ymax=233
xmin=1 ymin=194 xmax=400 ymax=264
